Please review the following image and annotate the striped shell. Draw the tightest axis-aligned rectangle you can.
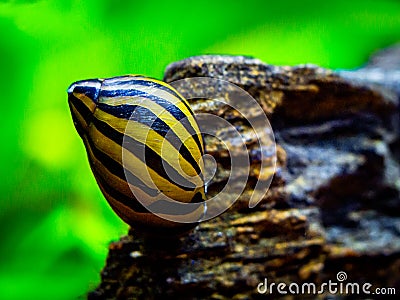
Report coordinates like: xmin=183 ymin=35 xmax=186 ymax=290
xmin=68 ymin=75 xmax=206 ymax=235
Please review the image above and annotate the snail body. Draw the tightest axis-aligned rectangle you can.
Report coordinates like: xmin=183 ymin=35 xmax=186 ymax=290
xmin=68 ymin=75 xmax=206 ymax=235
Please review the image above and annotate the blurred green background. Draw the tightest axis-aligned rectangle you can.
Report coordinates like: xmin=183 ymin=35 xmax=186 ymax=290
xmin=0 ymin=0 xmax=399 ymax=299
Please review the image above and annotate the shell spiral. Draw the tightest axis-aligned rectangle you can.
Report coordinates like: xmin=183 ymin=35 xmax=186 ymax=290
xmin=68 ymin=75 xmax=206 ymax=235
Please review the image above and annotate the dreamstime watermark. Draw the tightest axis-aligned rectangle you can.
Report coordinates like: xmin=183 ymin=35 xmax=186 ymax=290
xmin=122 ymin=77 xmax=277 ymax=223
xmin=257 ymin=271 xmax=396 ymax=296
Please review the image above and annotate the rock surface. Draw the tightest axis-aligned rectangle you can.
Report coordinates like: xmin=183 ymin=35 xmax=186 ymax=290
xmin=89 ymin=46 xmax=400 ymax=299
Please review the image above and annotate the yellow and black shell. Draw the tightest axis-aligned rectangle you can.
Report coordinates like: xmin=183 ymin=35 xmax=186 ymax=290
xmin=67 ymin=75 xmax=206 ymax=235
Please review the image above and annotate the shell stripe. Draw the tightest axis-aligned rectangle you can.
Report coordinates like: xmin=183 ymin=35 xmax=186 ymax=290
xmin=103 ymin=188 xmax=205 ymax=225
xmin=69 ymin=102 xmax=86 ymax=137
xmin=102 ymin=78 xmax=194 ymax=115
xmin=88 ymin=149 xmax=149 ymax=213
xmin=85 ymin=139 xmax=203 ymax=217
xmin=83 ymin=132 xmax=159 ymax=198
xmin=87 ymin=120 xmax=199 ymax=202
xmin=85 ymin=122 xmax=199 ymax=206
xmin=101 ymin=77 xmax=192 ymax=110
xmin=68 ymin=94 xmax=93 ymax=129
xmin=99 ymin=88 xmax=204 ymax=156
xmin=90 ymin=115 xmax=198 ymax=193
xmin=96 ymin=103 xmax=202 ymax=175
xmin=96 ymin=98 xmax=203 ymax=158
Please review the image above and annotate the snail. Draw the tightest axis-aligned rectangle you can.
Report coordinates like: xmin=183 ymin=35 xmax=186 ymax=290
xmin=67 ymin=75 xmax=207 ymax=235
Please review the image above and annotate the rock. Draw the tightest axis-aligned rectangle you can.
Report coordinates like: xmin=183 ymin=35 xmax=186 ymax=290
xmin=90 ymin=47 xmax=400 ymax=299
xmin=165 ymin=55 xmax=397 ymax=123
xmin=339 ymin=43 xmax=400 ymax=96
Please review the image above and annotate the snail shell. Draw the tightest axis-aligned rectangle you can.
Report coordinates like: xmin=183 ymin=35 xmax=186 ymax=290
xmin=68 ymin=75 xmax=206 ymax=235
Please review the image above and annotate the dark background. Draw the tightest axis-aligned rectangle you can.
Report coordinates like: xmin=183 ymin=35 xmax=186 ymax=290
xmin=1 ymin=0 xmax=399 ymax=298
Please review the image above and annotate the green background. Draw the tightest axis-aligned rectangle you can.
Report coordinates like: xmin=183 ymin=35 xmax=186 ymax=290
xmin=0 ymin=0 xmax=399 ymax=299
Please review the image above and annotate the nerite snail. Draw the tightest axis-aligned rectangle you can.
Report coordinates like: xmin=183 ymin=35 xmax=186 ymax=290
xmin=68 ymin=75 xmax=207 ymax=235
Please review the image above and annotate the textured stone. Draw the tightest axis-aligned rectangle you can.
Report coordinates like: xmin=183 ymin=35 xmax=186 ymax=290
xmin=165 ymin=55 xmax=397 ymax=123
